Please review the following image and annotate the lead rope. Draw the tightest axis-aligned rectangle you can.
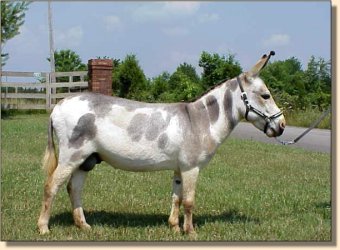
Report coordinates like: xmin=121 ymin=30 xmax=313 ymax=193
xmin=275 ymin=107 xmax=331 ymax=145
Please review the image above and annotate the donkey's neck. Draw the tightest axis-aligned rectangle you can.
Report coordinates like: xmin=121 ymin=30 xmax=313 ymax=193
xmin=190 ymin=78 xmax=242 ymax=145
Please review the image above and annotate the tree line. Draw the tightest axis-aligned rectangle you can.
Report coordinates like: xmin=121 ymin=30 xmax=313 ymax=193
xmin=50 ymin=49 xmax=330 ymax=113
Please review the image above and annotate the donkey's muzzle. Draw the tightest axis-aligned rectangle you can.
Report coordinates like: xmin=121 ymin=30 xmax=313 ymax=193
xmin=273 ymin=119 xmax=286 ymax=137
xmin=279 ymin=121 xmax=286 ymax=135
xmin=267 ymin=118 xmax=286 ymax=137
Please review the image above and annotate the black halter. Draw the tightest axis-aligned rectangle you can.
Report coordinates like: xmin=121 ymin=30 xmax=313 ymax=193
xmin=236 ymin=76 xmax=283 ymax=134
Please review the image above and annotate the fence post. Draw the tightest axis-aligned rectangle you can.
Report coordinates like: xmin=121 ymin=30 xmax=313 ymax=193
xmin=88 ymin=59 xmax=113 ymax=96
xmin=46 ymin=72 xmax=51 ymax=111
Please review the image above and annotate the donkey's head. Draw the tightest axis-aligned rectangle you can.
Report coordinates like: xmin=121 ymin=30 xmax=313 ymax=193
xmin=237 ymin=51 xmax=286 ymax=137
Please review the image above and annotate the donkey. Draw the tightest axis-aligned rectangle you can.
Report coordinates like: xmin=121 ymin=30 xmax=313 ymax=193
xmin=38 ymin=51 xmax=286 ymax=235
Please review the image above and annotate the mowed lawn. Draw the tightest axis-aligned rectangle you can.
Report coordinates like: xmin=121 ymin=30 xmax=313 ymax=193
xmin=1 ymin=114 xmax=331 ymax=241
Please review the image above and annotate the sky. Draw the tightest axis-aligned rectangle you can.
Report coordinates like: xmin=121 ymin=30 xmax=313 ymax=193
xmin=2 ymin=1 xmax=331 ymax=78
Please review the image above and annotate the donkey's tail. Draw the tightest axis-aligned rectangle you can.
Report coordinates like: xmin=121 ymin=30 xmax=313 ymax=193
xmin=42 ymin=117 xmax=58 ymax=177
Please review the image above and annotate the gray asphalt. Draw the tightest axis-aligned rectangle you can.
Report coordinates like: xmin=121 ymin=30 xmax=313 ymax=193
xmin=229 ymin=122 xmax=331 ymax=153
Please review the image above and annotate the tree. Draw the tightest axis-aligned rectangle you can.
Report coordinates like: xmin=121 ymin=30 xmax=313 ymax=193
xmin=260 ymin=56 xmax=331 ymax=111
xmin=260 ymin=57 xmax=306 ymax=110
xmin=148 ymin=62 xmax=203 ymax=102
xmin=47 ymin=49 xmax=86 ymax=85
xmin=173 ymin=62 xmax=200 ymax=84
xmin=303 ymin=56 xmax=331 ymax=110
xmin=149 ymin=71 xmax=171 ymax=102
xmin=167 ymin=71 xmax=203 ymax=102
xmin=167 ymin=63 xmax=203 ymax=102
xmin=48 ymin=49 xmax=86 ymax=73
xmin=112 ymin=54 xmax=148 ymax=101
xmin=199 ymin=51 xmax=242 ymax=87
xmin=1 ymin=1 xmax=30 ymax=66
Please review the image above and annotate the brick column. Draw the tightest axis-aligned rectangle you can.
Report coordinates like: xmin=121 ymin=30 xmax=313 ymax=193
xmin=88 ymin=59 xmax=113 ymax=96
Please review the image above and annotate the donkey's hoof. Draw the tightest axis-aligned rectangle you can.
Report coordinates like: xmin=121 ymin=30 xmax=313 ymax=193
xmin=78 ymin=223 xmax=92 ymax=230
xmin=170 ymin=225 xmax=181 ymax=233
xmin=183 ymin=226 xmax=197 ymax=239
xmin=187 ymin=230 xmax=197 ymax=240
xmin=38 ymin=226 xmax=50 ymax=235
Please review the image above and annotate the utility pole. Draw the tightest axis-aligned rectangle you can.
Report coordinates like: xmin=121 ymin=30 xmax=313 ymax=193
xmin=48 ymin=0 xmax=56 ymax=102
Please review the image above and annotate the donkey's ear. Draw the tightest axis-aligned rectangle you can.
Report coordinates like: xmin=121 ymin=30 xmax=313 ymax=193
xmin=248 ymin=51 xmax=275 ymax=77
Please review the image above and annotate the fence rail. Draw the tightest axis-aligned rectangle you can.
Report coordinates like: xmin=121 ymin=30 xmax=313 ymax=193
xmin=1 ymin=71 xmax=88 ymax=110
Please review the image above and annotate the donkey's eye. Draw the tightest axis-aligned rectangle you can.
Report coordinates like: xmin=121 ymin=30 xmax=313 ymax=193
xmin=261 ymin=94 xmax=271 ymax=100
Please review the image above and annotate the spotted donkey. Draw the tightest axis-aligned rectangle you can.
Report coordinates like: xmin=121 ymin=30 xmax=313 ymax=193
xmin=38 ymin=51 xmax=286 ymax=235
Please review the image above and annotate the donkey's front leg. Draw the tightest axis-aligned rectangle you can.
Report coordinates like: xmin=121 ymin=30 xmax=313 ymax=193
xmin=67 ymin=169 xmax=91 ymax=230
xmin=181 ymin=167 xmax=199 ymax=235
xmin=168 ymin=171 xmax=182 ymax=233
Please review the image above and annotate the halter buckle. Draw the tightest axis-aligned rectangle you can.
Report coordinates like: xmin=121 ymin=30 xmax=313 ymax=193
xmin=240 ymin=91 xmax=247 ymax=101
xmin=241 ymin=92 xmax=250 ymax=108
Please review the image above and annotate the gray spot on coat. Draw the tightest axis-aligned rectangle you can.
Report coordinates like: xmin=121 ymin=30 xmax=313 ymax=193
xmin=206 ymin=95 xmax=219 ymax=124
xmin=192 ymin=101 xmax=210 ymax=134
xmin=177 ymin=101 xmax=214 ymax=166
xmin=158 ymin=133 xmax=169 ymax=149
xmin=69 ymin=113 xmax=97 ymax=148
xmin=127 ymin=113 xmax=149 ymax=142
xmin=79 ymin=93 xmax=114 ymax=117
xmin=224 ymin=89 xmax=236 ymax=130
xmin=70 ymin=151 xmax=83 ymax=161
xmin=145 ymin=112 xmax=168 ymax=141
xmin=229 ymin=79 xmax=238 ymax=92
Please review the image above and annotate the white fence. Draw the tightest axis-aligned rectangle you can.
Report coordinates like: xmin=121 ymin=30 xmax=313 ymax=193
xmin=1 ymin=71 xmax=88 ymax=110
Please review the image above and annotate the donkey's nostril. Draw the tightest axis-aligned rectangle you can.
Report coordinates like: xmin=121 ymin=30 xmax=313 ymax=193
xmin=280 ymin=122 xmax=286 ymax=130
xmin=279 ymin=121 xmax=286 ymax=134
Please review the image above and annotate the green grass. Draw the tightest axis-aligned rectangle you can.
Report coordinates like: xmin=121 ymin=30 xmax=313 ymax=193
xmin=285 ymin=108 xmax=331 ymax=129
xmin=1 ymin=114 xmax=331 ymax=241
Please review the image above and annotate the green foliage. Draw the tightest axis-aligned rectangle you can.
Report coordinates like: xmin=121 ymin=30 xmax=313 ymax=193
xmin=199 ymin=51 xmax=242 ymax=87
xmin=303 ymin=56 xmax=331 ymax=110
xmin=172 ymin=62 xmax=200 ymax=84
xmin=111 ymin=51 xmax=330 ymax=116
xmin=148 ymin=63 xmax=203 ymax=103
xmin=1 ymin=1 xmax=30 ymax=65
xmin=167 ymin=71 xmax=203 ymax=102
xmin=148 ymin=71 xmax=171 ymax=102
xmin=112 ymin=54 xmax=148 ymax=101
xmin=167 ymin=63 xmax=203 ymax=102
xmin=147 ymin=52 xmax=241 ymax=103
xmin=260 ymin=56 xmax=331 ymax=112
xmin=285 ymin=108 xmax=331 ymax=129
xmin=48 ymin=49 xmax=86 ymax=73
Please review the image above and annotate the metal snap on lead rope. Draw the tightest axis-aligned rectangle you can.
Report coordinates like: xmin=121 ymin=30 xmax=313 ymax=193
xmin=275 ymin=107 xmax=331 ymax=145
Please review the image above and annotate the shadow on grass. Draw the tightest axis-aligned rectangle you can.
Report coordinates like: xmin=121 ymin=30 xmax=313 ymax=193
xmin=1 ymin=109 xmax=47 ymax=119
xmin=49 ymin=209 xmax=260 ymax=228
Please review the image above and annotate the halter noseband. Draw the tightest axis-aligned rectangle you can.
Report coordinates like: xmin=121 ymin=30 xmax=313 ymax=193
xmin=236 ymin=76 xmax=283 ymax=134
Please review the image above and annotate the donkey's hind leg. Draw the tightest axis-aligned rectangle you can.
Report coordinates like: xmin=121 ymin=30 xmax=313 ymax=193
xmin=38 ymin=165 xmax=74 ymax=234
xmin=67 ymin=169 xmax=91 ymax=230
xmin=168 ymin=171 xmax=182 ymax=233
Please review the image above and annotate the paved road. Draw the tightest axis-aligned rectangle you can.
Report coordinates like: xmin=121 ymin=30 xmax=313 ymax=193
xmin=230 ymin=122 xmax=331 ymax=153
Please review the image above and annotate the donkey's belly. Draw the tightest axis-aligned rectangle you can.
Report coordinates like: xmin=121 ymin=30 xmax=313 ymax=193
xmin=96 ymin=135 xmax=178 ymax=172
xmin=99 ymin=151 xmax=177 ymax=172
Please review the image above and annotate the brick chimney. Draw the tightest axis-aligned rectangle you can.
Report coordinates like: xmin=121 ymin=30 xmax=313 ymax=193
xmin=88 ymin=59 xmax=113 ymax=96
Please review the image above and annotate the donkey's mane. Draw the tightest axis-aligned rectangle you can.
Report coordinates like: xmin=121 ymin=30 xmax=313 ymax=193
xmin=190 ymin=77 xmax=232 ymax=102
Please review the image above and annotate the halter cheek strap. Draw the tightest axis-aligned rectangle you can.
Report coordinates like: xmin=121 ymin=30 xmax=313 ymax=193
xmin=236 ymin=76 xmax=283 ymax=134
xmin=237 ymin=76 xmax=250 ymax=120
